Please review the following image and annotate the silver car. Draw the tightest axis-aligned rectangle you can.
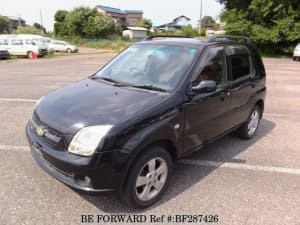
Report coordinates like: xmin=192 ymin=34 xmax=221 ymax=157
xmin=293 ymin=43 xmax=300 ymax=61
xmin=48 ymin=40 xmax=78 ymax=53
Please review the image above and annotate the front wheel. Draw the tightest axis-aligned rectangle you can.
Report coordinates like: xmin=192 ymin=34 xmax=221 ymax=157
xmin=238 ymin=106 xmax=261 ymax=139
xmin=67 ymin=48 xmax=72 ymax=53
xmin=122 ymin=146 xmax=172 ymax=208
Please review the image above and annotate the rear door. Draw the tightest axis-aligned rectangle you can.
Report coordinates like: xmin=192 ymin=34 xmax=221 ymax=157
xmin=226 ymin=45 xmax=255 ymax=128
xmin=183 ymin=46 xmax=232 ymax=151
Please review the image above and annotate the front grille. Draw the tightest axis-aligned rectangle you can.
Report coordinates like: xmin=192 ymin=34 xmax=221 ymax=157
xmin=31 ymin=112 xmax=67 ymax=150
xmin=38 ymin=49 xmax=48 ymax=55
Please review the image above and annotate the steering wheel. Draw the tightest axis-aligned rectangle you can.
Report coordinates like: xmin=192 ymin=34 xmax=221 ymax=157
xmin=130 ymin=67 xmax=149 ymax=81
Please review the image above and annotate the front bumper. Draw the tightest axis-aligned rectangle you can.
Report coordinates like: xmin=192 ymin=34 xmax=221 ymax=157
xmin=38 ymin=49 xmax=48 ymax=56
xmin=26 ymin=122 xmax=129 ymax=193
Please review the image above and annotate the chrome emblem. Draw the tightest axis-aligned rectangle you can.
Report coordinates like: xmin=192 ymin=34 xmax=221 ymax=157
xmin=36 ymin=126 xmax=46 ymax=137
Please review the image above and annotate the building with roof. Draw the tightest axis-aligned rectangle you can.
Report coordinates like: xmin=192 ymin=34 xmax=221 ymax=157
xmin=122 ymin=27 xmax=148 ymax=40
xmin=155 ymin=15 xmax=191 ymax=31
xmin=2 ymin=16 xmax=26 ymax=34
xmin=96 ymin=5 xmax=143 ymax=29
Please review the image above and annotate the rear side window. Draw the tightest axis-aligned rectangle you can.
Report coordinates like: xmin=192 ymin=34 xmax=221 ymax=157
xmin=227 ymin=46 xmax=251 ymax=81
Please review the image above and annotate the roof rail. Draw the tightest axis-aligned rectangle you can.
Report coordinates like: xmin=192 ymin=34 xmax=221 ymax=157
xmin=142 ymin=35 xmax=193 ymax=41
xmin=207 ymin=35 xmax=252 ymax=44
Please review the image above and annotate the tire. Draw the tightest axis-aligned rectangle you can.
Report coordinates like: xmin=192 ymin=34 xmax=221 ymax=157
xmin=27 ymin=51 xmax=33 ymax=59
xmin=238 ymin=105 xmax=261 ymax=139
xmin=293 ymin=57 xmax=296 ymax=61
xmin=67 ymin=48 xmax=72 ymax=53
xmin=122 ymin=146 xmax=172 ymax=208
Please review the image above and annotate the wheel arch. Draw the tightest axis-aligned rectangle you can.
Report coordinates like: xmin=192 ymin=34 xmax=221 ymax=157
xmin=255 ymin=99 xmax=264 ymax=118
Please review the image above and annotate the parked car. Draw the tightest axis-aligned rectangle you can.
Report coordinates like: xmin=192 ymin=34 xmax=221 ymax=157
xmin=0 ymin=35 xmax=48 ymax=58
xmin=26 ymin=35 xmax=266 ymax=208
xmin=48 ymin=40 xmax=78 ymax=53
xmin=0 ymin=40 xmax=10 ymax=59
xmin=293 ymin=43 xmax=300 ymax=61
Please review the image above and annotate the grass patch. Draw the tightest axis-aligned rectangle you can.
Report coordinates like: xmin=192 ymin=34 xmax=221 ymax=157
xmin=58 ymin=36 xmax=132 ymax=52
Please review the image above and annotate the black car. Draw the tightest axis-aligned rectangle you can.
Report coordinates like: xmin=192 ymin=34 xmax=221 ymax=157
xmin=26 ymin=35 xmax=266 ymax=208
xmin=0 ymin=49 xmax=9 ymax=60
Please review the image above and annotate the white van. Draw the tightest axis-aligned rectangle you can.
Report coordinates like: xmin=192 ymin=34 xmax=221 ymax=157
xmin=0 ymin=35 xmax=48 ymax=58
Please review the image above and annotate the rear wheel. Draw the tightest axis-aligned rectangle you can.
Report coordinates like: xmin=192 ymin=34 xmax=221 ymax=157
xmin=67 ymin=48 xmax=72 ymax=53
xmin=122 ymin=146 xmax=172 ymax=208
xmin=238 ymin=105 xmax=261 ymax=139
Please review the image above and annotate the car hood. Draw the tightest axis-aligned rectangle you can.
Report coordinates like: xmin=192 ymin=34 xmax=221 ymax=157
xmin=36 ymin=79 xmax=168 ymax=134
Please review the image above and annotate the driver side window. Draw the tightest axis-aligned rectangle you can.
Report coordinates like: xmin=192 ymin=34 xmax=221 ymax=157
xmin=192 ymin=47 xmax=226 ymax=86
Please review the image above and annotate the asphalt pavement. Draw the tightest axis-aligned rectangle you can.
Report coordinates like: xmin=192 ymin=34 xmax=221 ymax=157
xmin=0 ymin=54 xmax=299 ymax=225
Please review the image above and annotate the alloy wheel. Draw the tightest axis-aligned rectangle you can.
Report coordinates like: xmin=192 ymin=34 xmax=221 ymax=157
xmin=248 ymin=109 xmax=259 ymax=136
xmin=135 ymin=157 xmax=168 ymax=202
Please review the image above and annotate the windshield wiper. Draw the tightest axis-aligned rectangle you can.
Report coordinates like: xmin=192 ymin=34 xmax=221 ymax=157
xmin=131 ymin=85 xmax=168 ymax=92
xmin=91 ymin=76 xmax=131 ymax=87
xmin=90 ymin=76 xmax=117 ymax=83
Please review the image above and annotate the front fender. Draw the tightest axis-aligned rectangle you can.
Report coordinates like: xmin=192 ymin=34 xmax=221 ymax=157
xmin=123 ymin=109 xmax=183 ymax=157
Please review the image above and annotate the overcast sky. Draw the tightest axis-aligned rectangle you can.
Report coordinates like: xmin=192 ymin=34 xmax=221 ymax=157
xmin=0 ymin=0 xmax=223 ymax=31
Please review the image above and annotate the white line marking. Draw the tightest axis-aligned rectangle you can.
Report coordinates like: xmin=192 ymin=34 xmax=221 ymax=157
xmin=1 ymin=144 xmax=300 ymax=176
xmin=179 ymin=159 xmax=300 ymax=176
xmin=264 ymin=113 xmax=292 ymax=118
xmin=0 ymin=145 xmax=29 ymax=151
xmin=0 ymin=98 xmax=37 ymax=103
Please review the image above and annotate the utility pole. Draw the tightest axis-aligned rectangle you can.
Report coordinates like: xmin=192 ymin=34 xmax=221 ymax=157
xmin=199 ymin=0 xmax=203 ymax=33
xmin=40 ymin=9 xmax=44 ymax=34
xmin=40 ymin=9 xmax=43 ymax=27
xmin=17 ymin=13 xmax=21 ymax=27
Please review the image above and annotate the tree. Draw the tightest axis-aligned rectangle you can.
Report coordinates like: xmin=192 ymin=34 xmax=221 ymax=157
xmin=83 ymin=15 xmax=121 ymax=38
xmin=15 ymin=26 xmax=43 ymax=35
xmin=201 ymin=16 xmax=216 ymax=30
xmin=33 ymin=22 xmax=46 ymax=33
xmin=0 ymin=15 xmax=9 ymax=34
xmin=54 ymin=10 xmax=69 ymax=22
xmin=64 ymin=7 xmax=98 ymax=37
xmin=54 ymin=6 xmax=121 ymax=38
xmin=219 ymin=0 xmax=300 ymax=54
xmin=136 ymin=18 xmax=152 ymax=30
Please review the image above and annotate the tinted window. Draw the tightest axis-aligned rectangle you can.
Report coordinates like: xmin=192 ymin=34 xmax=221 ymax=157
xmin=192 ymin=46 xmax=226 ymax=86
xmin=0 ymin=39 xmax=8 ymax=45
xmin=228 ymin=46 xmax=251 ymax=80
xmin=11 ymin=39 xmax=23 ymax=45
xmin=95 ymin=44 xmax=199 ymax=91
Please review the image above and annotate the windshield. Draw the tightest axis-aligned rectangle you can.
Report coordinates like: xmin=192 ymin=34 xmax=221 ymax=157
xmin=94 ymin=44 xmax=199 ymax=91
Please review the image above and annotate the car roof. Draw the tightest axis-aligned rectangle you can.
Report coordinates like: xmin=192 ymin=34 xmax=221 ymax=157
xmin=137 ymin=37 xmax=211 ymax=49
xmin=137 ymin=35 xmax=255 ymax=50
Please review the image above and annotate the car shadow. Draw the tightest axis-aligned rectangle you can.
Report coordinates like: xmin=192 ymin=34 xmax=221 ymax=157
xmin=78 ymin=118 xmax=276 ymax=213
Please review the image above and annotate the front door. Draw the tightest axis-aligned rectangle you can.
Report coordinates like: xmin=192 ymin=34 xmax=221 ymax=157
xmin=184 ymin=46 xmax=232 ymax=152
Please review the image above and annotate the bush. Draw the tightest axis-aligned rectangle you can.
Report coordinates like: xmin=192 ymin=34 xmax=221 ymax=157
xmin=15 ymin=26 xmax=43 ymax=35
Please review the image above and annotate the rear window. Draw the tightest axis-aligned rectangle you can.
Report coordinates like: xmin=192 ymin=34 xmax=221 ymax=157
xmin=227 ymin=46 xmax=251 ymax=80
xmin=0 ymin=39 xmax=8 ymax=45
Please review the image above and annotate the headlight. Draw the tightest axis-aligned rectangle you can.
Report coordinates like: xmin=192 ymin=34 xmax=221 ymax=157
xmin=68 ymin=125 xmax=113 ymax=156
xmin=35 ymin=96 xmax=44 ymax=107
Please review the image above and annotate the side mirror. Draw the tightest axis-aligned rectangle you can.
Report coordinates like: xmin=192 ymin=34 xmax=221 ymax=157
xmin=192 ymin=80 xmax=217 ymax=94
